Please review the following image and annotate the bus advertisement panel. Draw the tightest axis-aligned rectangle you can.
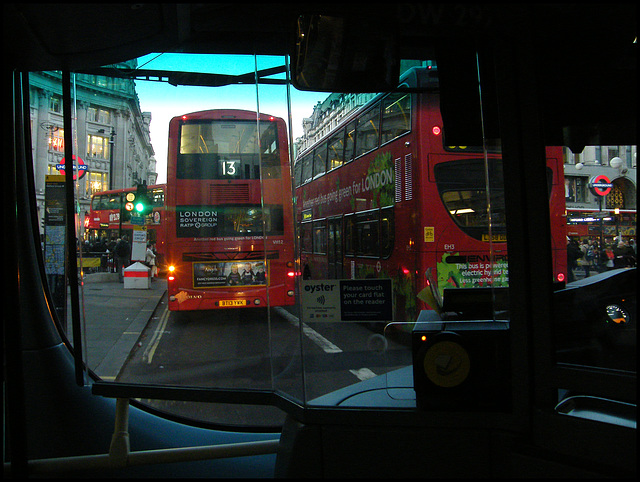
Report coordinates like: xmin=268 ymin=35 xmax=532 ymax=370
xmin=165 ymin=109 xmax=295 ymax=311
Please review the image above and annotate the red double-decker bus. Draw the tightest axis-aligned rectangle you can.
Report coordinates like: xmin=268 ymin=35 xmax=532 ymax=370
xmin=85 ymin=184 xmax=167 ymax=268
xmin=294 ymin=66 xmax=567 ymax=322
xmin=165 ymin=109 xmax=296 ymax=311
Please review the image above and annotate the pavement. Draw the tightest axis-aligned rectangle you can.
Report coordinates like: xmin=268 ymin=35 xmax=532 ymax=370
xmin=69 ymin=271 xmax=167 ymax=381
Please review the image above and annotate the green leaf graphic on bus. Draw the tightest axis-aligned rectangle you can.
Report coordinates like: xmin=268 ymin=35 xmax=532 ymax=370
xmin=366 ymin=151 xmax=395 ymax=208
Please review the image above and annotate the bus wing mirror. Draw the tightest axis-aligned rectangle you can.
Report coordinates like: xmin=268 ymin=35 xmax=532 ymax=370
xmin=292 ymin=14 xmax=399 ymax=93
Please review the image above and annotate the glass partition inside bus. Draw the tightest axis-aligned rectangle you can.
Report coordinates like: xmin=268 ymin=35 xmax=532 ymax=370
xmin=31 ymin=50 xmax=635 ymax=429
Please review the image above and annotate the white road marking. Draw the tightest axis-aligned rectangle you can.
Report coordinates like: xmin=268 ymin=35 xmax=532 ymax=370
xmin=274 ymin=307 xmax=377 ymax=381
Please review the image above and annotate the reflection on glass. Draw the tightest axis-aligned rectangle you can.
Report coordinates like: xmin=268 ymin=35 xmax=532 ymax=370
xmin=31 ymin=52 xmax=635 ymax=428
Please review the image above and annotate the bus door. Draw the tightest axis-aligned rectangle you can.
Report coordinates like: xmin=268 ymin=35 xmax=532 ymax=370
xmin=327 ymin=216 xmax=343 ymax=279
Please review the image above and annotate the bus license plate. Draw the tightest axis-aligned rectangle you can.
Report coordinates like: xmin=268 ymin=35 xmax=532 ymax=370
xmin=219 ymin=300 xmax=247 ymax=307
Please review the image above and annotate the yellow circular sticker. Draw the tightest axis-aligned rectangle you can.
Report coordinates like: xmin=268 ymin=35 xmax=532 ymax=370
xmin=423 ymin=340 xmax=471 ymax=388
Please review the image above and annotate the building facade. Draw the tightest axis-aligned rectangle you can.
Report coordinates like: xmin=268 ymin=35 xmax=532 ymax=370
xmin=563 ymin=146 xmax=636 ymax=243
xmin=29 ymin=61 xmax=156 ymax=231
xmin=294 ymin=92 xmax=377 ymax=156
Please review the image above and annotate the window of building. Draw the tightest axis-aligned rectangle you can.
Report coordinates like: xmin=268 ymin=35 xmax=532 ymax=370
xmin=50 ymin=128 xmax=64 ymax=152
xmin=565 ymin=176 xmax=588 ymax=203
xmin=49 ymin=95 xmax=62 ymax=113
xmin=87 ymin=134 xmax=110 ymax=160
xmin=87 ymin=106 xmax=111 ymax=124
xmin=87 ymin=171 xmax=107 ymax=197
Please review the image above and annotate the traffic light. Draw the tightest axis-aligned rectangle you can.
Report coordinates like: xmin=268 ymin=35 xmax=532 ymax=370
xmin=134 ymin=182 xmax=151 ymax=215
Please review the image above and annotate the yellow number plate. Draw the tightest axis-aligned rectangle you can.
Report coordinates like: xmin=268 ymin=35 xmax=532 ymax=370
xmin=219 ymin=300 xmax=247 ymax=307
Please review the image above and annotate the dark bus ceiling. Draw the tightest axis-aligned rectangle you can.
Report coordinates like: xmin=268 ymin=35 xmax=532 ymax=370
xmin=5 ymin=3 xmax=636 ymax=147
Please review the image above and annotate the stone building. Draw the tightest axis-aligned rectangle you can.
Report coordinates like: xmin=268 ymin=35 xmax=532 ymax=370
xmin=28 ymin=60 xmax=156 ymax=231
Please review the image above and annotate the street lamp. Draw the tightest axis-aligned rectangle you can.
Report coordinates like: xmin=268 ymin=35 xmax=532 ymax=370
xmin=609 ymin=156 xmax=623 ymax=169
xmin=108 ymin=128 xmax=116 ymax=189
xmin=98 ymin=127 xmax=116 ymax=189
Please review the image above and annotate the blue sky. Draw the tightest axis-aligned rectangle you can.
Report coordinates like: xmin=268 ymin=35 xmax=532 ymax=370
xmin=134 ymin=53 xmax=327 ymax=183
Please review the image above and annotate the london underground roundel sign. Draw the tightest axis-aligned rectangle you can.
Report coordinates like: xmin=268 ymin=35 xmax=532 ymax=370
xmin=56 ymin=155 xmax=87 ymax=181
xmin=589 ymin=174 xmax=613 ymax=197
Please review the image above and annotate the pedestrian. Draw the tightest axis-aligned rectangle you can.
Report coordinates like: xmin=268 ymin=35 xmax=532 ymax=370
xmin=613 ymin=241 xmax=635 ymax=268
xmin=583 ymin=240 xmax=597 ymax=277
xmin=114 ymin=235 xmax=131 ymax=282
xmin=603 ymin=244 xmax=615 ymax=270
xmin=566 ymin=238 xmax=582 ymax=283
xmin=107 ymin=236 xmax=118 ymax=272
xmin=145 ymin=242 xmax=157 ymax=279
xmin=591 ymin=241 xmax=602 ymax=272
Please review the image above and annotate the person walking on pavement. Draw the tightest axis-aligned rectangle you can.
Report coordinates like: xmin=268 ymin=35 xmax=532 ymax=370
xmin=145 ymin=242 xmax=157 ymax=279
xmin=566 ymin=238 xmax=582 ymax=283
xmin=115 ymin=235 xmax=131 ymax=282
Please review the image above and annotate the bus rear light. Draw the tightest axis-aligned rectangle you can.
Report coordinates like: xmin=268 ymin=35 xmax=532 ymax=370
xmin=287 ymin=271 xmax=296 ymax=278
xmin=402 ymin=267 xmax=411 ymax=275
xmin=254 ymin=299 xmax=261 ymax=305
xmin=556 ymin=272 xmax=565 ymax=283
xmin=287 ymin=290 xmax=295 ymax=297
xmin=432 ymin=125 xmax=441 ymax=136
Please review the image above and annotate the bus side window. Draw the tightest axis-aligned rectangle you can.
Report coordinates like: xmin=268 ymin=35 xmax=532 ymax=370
xmin=313 ymin=143 xmax=327 ymax=179
xmin=108 ymin=194 xmax=121 ymax=210
xmin=355 ymin=104 xmax=380 ymax=158
xmin=381 ymin=93 xmax=411 ymax=144
xmin=328 ymin=129 xmax=345 ymax=171
xmin=301 ymin=153 xmax=313 ymax=184
xmin=294 ymin=159 xmax=302 ymax=187
xmin=355 ymin=211 xmax=379 ymax=257
xmin=300 ymin=221 xmax=312 ymax=253
xmin=313 ymin=219 xmax=327 ymax=254
xmin=344 ymin=121 xmax=356 ymax=163
xmin=380 ymin=207 xmax=394 ymax=258
xmin=344 ymin=214 xmax=355 ymax=255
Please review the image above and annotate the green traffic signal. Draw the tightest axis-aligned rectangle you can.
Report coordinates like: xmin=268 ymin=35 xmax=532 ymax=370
xmin=134 ymin=182 xmax=151 ymax=215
